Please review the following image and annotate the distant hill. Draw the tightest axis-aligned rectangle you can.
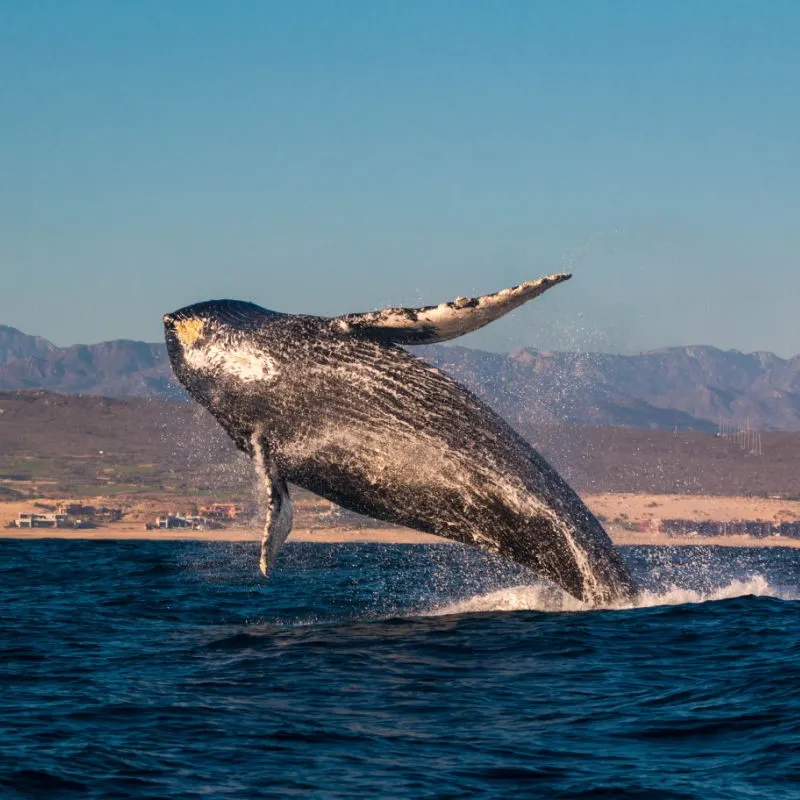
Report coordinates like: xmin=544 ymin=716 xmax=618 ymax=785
xmin=1 ymin=324 xmax=799 ymax=430
xmin=416 ymin=344 xmax=800 ymax=432
xmin=0 ymin=325 xmax=58 ymax=366
xmin=1 ymin=391 xmax=798 ymax=499
xmin=0 ymin=325 xmax=178 ymax=399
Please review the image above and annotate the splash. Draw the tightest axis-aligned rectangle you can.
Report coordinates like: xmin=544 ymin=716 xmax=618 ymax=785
xmin=428 ymin=574 xmax=797 ymax=616
xmin=431 ymin=583 xmax=587 ymax=615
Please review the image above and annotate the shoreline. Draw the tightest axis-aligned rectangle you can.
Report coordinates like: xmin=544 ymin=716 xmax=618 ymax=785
xmin=2 ymin=525 xmax=799 ymax=548
xmin=3 ymin=491 xmax=800 ymax=549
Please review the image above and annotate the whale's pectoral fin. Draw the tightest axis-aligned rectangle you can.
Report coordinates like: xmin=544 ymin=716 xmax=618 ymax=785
xmin=259 ymin=467 xmax=292 ymax=577
xmin=331 ymin=272 xmax=571 ymax=345
xmin=251 ymin=436 xmax=293 ymax=577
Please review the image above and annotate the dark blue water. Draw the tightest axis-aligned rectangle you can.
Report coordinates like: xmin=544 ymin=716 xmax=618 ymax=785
xmin=1 ymin=540 xmax=798 ymax=799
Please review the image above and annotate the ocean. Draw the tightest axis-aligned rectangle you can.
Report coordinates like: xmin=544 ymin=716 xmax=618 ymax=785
xmin=1 ymin=539 xmax=798 ymax=799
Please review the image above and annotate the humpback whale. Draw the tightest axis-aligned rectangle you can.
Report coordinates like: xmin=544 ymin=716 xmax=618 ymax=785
xmin=164 ymin=273 xmax=637 ymax=605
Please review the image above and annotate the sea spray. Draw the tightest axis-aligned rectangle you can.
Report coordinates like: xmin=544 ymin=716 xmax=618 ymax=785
xmin=427 ymin=574 xmax=796 ymax=616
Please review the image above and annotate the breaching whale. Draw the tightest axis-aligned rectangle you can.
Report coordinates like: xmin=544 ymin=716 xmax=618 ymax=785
xmin=164 ymin=273 xmax=637 ymax=605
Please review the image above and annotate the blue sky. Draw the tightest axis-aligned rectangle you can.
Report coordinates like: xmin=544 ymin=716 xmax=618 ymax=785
xmin=1 ymin=1 xmax=798 ymax=355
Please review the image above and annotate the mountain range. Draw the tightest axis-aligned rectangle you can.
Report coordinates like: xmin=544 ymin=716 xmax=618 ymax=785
xmin=2 ymin=324 xmax=799 ymax=431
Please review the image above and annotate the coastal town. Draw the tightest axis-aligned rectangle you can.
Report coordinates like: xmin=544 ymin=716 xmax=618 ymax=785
xmin=4 ymin=493 xmax=800 ymax=546
xmin=4 ymin=501 xmax=248 ymax=532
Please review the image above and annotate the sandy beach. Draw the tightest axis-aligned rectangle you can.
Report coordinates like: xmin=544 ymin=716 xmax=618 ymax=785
xmin=585 ymin=492 xmax=800 ymax=524
xmin=3 ymin=528 xmax=798 ymax=548
xmin=0 ymin=523 xmax=443 ymax=544
xmin=2 ymin=517 xmax=799 ymax=549
xmin=3 ymin=493 xmax=800 ymax=547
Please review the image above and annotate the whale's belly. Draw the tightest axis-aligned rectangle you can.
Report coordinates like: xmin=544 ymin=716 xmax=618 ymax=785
xmin=274 ymin=384 xmax=545 ymax=549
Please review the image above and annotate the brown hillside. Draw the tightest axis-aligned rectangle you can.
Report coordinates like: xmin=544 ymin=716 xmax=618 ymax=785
xmin=0 ymin=391 xmax=797 ymax=501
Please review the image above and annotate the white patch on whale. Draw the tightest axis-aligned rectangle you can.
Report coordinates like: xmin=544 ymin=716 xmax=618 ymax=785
xmin=183 ymin=339 xmax=279 ymax=383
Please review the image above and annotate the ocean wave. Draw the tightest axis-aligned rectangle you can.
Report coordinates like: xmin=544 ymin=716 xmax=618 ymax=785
xmin=2 ymin=539 xmax=799 ymax=799
xmin=428 ymin=574 xmax=798 ymax=616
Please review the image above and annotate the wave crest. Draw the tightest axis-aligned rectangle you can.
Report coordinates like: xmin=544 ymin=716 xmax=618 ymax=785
xmin=429 ymin=575 xmax=797 ymax=616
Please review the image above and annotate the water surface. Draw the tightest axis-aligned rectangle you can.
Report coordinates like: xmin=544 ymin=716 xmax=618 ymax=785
xmin=1 ymin=540 xmax=798 ymax=798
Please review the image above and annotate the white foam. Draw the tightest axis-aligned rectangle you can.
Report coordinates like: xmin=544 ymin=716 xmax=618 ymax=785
xmin=431 ymin=584 xmax=587 ymax=614
xmin=620 ymin=575 xmax=797 ymax=610
xmin=427 ymin=575 xmax=797 ymax=616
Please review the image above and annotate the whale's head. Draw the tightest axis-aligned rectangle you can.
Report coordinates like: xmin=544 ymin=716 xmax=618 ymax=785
xmin=163 ymin=300 xmax=284 ymax=401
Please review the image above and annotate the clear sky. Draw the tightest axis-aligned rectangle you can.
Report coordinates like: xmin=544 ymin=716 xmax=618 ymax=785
xmin=1 ymin=1 xmax=798 ymax=355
